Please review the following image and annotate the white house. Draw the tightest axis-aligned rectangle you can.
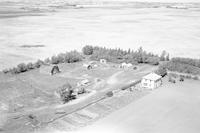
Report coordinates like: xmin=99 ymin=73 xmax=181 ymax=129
xmin=100 ymin=59 xmax=107 ymax=64
xmin=141 ymin=73 xmax=162 ymax=89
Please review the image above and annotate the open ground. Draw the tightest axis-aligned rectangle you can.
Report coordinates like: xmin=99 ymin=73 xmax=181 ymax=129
xmin=1 ymin=2 xmax=200 ymax=69
xmin=66 ymin=77 xmax=200 ymax=133
xmin=0 ymin=60 xmax=157 ymax=133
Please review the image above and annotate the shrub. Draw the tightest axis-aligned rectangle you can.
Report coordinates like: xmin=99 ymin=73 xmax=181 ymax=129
xmin=185 ymin=75 xmax=192 ymax=79
xmin=17 ymin=63 xmax=27 ymax=72
xmin=179 ymin=77 xmax=184 ymax=82
xmin=193 ymin=76 xmax=199 ymax=80
xmin=10 ymin=67 xmax=19 ymax=74
xmin=168 ymin=73 xmax=178 ymax=78
xmin=2 ymin=69 xmax=9 ymax=74
xmin=78 ymin=87 xmax=86 ymax=94
xmin=106 ymin=91 xmax=113 ymax=97
xmin=168 ymin=76 xmax=176 ymax=83
xmin=82 ymin=45 xmax=94 ymax=55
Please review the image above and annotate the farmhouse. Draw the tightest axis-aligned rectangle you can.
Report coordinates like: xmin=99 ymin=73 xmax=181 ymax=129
xmin=141 ymin=73 xmax=162 ymax=89
xmin=100 ymin=59 xmax=107 ymax=64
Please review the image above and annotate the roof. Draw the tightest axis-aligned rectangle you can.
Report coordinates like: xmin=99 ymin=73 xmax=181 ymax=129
xmin=142 ymin=73 xmax=162 ymax=81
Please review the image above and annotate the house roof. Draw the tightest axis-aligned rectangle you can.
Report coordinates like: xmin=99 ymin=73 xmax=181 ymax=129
xmin=142 ymin=73 xmax=162 ymax=81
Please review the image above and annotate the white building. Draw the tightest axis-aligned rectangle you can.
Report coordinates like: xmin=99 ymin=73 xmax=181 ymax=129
xmin=120 ymin=62 xmax=132 ymax=68
xmin=141 ymin=73 xmax=162 ymax=89
xmin=100 ymin=59 xmax=107 ymax=64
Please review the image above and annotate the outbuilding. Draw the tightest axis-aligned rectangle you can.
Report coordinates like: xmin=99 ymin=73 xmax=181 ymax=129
xmin=120 ymin=62 xmax=132 ymax=69
xmin=100 ymin=59 xmax=107 ymax=64
xmin=141 ymin=73 xmax=162 ymax=89
xmin=51 ymin=65 xmax=60 ymax=75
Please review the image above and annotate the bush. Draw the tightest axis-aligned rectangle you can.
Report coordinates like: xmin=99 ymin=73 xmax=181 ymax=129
xmin=168 ymin=76 xmax=176 ymax=83
xmin=106 ymin=91 xmax=113 ymax=97
xmin=179 ymin=77 xmax=184 ymax=82
xmin=185 ymin=75 xmax=192 ymax=79
xmin=2 ymin=69 xmax=9 ymax=74
xmin=17 ymin=63 xmax=27 ymax=72
xmin=10 ymin=67 xmax=19 ymax=74
xmin=78 ymin=87 xmax=86 ymax=94
xmin=82 ymin=45 xmax=94 ymax=55
xmin=193 ymin=76 xmax=199 ymax=80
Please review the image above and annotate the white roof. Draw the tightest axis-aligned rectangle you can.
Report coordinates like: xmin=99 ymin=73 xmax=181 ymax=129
xmin=142 ymin=73 xmax=162 ymax=81
xmin=81 ymin=79 xmax=90 ymax=84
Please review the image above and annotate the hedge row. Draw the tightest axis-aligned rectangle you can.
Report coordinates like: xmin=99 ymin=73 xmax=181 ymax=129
xmin=3 ymin=50 xmax=83 ymax=74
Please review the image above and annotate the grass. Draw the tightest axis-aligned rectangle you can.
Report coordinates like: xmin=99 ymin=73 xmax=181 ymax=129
xmin=0 ymin=60 xmax=157 ymax=133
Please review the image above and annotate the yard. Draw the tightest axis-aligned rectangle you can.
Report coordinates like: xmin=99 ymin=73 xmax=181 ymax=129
xmin=0 ymin=61 xmax=157 ymax=133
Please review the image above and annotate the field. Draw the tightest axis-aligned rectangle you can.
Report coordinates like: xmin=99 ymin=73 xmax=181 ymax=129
xmin=1 ymin=2 xmax=200 ymax=70
xmin=75 ymin=77 xmax=200 ymax=133
xmin=0 ymin=61 xmax=157 ymax=133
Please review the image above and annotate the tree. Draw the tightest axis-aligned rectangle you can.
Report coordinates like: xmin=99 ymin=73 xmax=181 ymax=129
xmin=44 ymin=58 xmax=50 ymax=64
xmin=145 ymin=57 xmax=159 ymax=65
xmin=59 ymin=83 xmax=76 ymax=103
xmin=166 ymin=53 xmax=170 ymax=61
xmin=34 ymin=59 xmax=44 ymax=68
xmin=51 ymin=55 xmax=59 ymax=64
xmin=155 ymin=65 xmax=167 ymax=77
xmin=17 ymin=63 xmax=27 ymax=72
xmin=160 ymin=50 xmax=167 ymax=61
xmin=27 ymin=62 xmax=34 ymax=70
xmin=82 ymin=45 xmax=94 ymax=55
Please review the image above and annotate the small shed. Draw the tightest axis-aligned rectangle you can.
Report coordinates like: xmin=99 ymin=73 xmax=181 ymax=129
xmin=120 ymin=62 xmax=132 ymax=68
xmin=141 ymin=73 xmax=162 ymax=89
xmin=100 ymin=59 xmax=107 ymax=64
xmin=51 ymin=65 xmax=60 ymax=75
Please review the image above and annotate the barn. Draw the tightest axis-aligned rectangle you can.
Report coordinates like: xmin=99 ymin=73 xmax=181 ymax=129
xmin=141 ymin=73 xmax=162 ymax=89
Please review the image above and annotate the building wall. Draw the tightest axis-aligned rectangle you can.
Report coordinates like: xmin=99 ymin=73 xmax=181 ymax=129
xmin=141 ymin=78 xmax=162 ymax=89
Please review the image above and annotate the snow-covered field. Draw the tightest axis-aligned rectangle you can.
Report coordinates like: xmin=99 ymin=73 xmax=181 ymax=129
xmin=0 ymin=2 xmax=200 ymax=70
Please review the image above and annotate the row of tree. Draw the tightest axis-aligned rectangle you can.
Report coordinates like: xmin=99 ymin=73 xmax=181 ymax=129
xmin=3 ymin=50 xmax=83 ymax=74
xmin=171 ymin=57 xmax=200 ymax=68
xmin=161 ymin=61 xmax=200 ymax=75
xmin=82 ymin=45 xmax=169 ymax=65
